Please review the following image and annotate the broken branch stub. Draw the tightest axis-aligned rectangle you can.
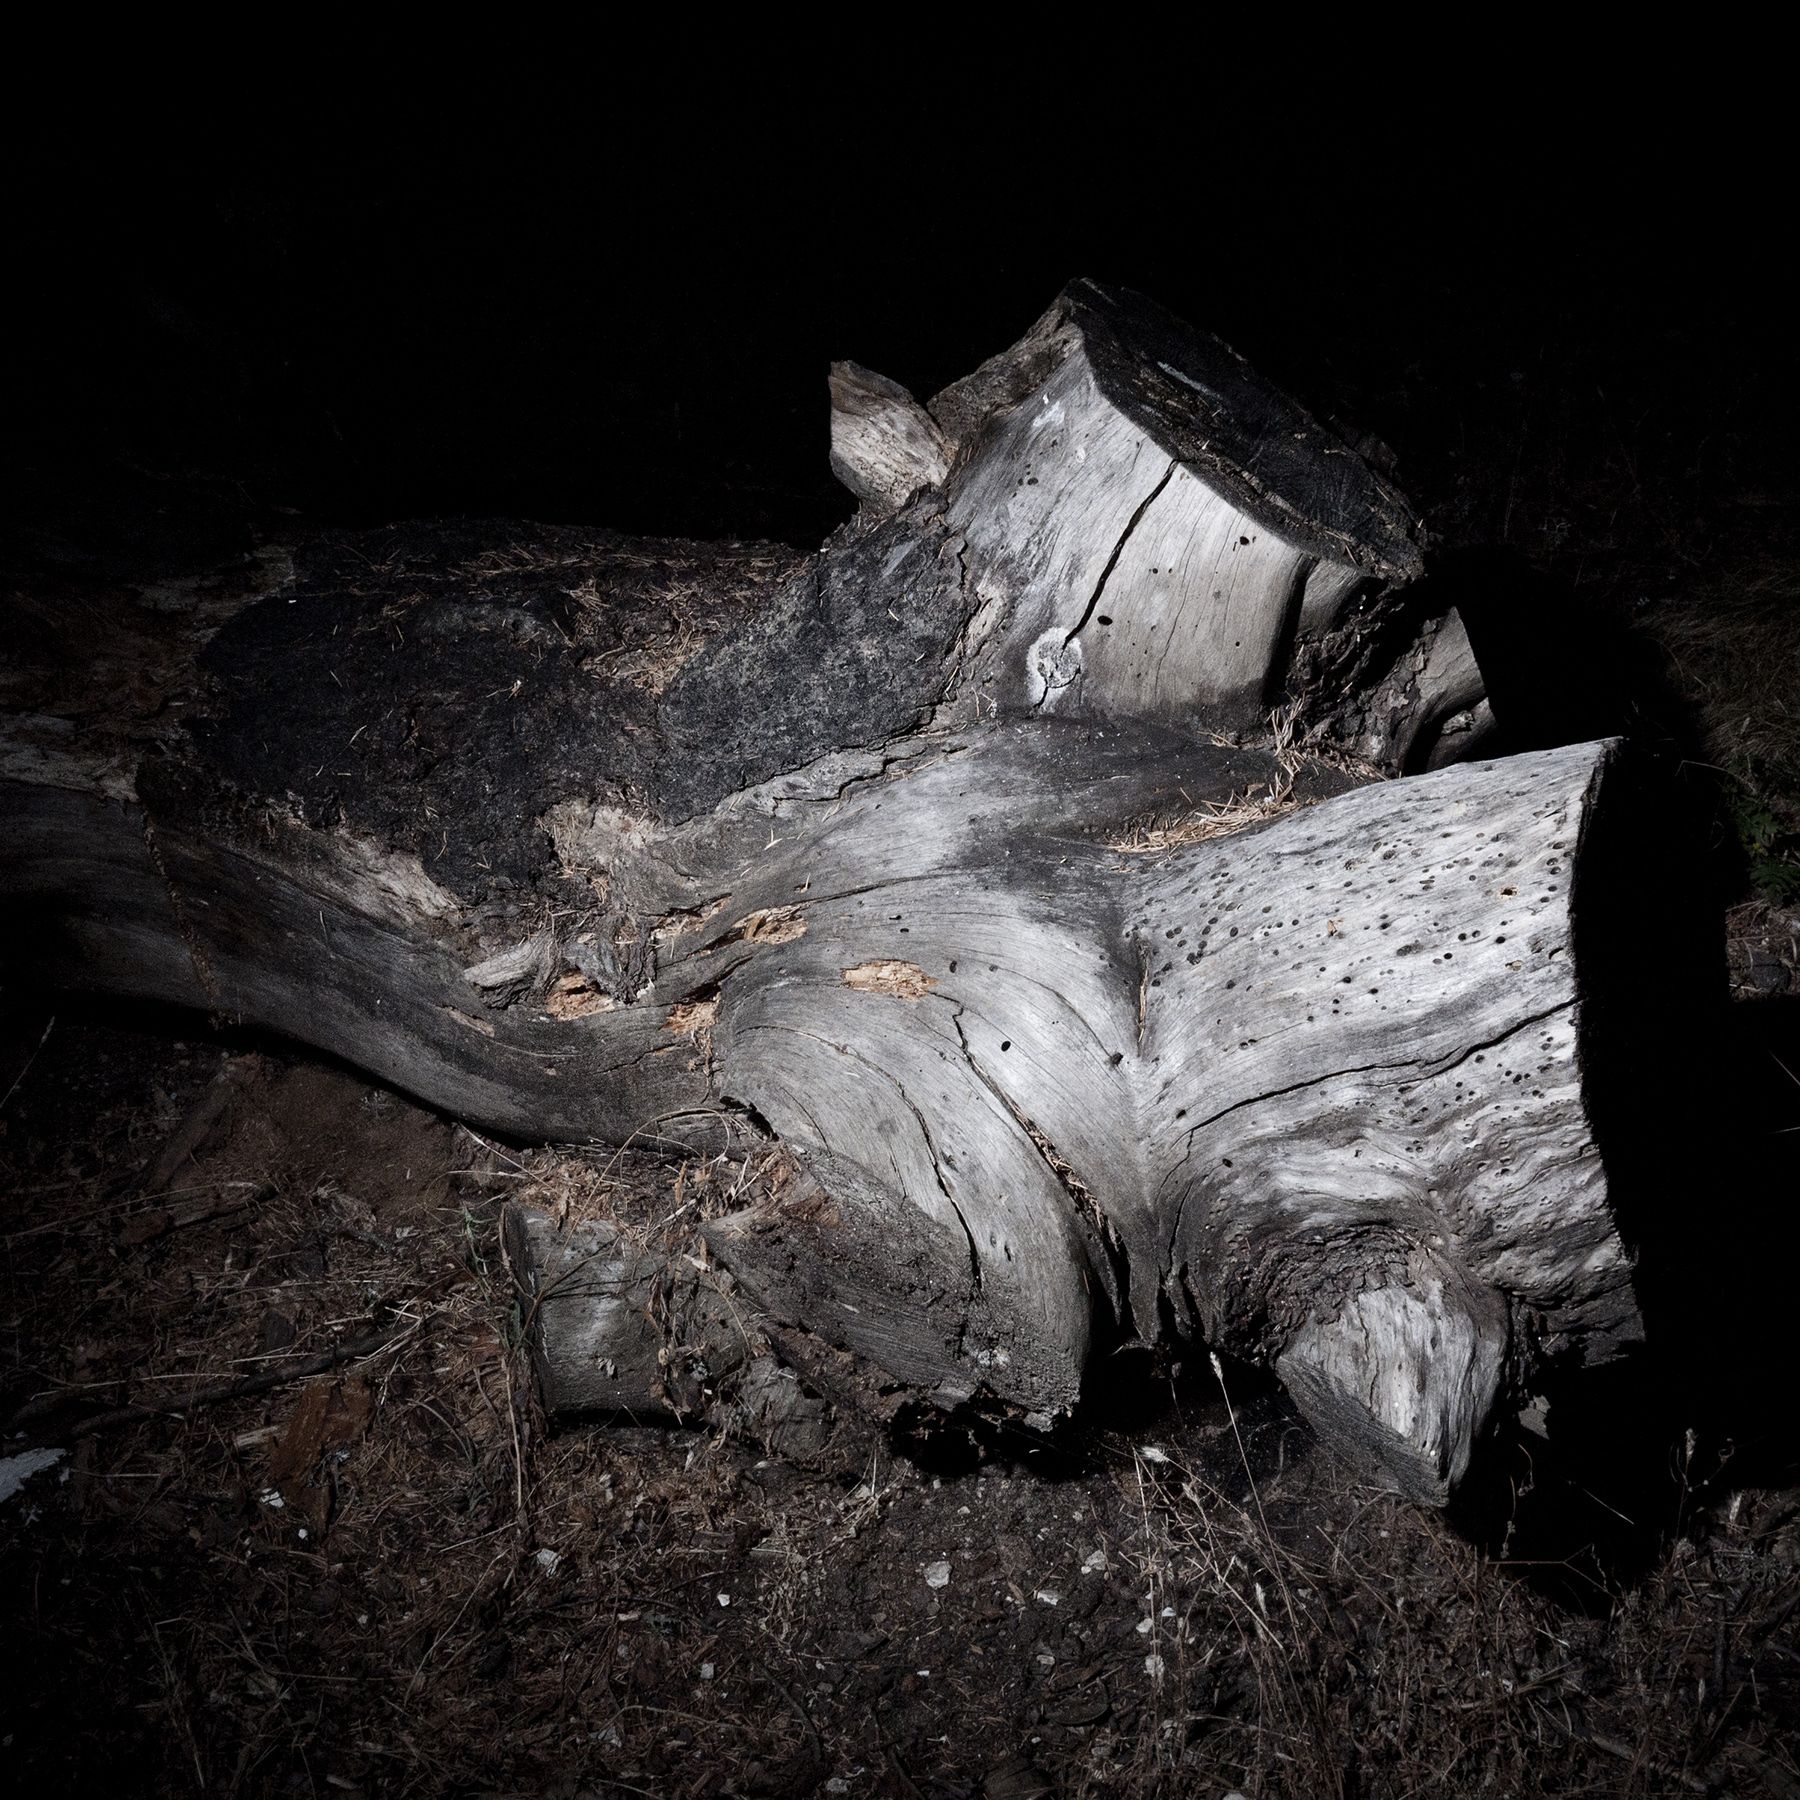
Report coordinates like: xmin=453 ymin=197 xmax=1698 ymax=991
xmin=828 ymin=360 xmax=950 ymax=514
xmin=1 ymin=280 xmax=1682 ymax=1500
xmin=501 ymin=1204 xmax=835 ymax=1462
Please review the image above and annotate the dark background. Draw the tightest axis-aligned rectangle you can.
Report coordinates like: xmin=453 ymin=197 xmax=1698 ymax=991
xmin=10 ymin=105 xmax=1795 ymax=571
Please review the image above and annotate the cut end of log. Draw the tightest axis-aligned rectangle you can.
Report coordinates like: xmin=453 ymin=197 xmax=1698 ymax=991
xmin=926 ymin=278 xmax=1452 ymax=747
xmin=1058 ymin=279 xmax=1424 ymax=581
xmin=1276 ymin=1258 xmax=1509 ymax=1505
xmin=933 ymin=278 xmax=1423 ymax=582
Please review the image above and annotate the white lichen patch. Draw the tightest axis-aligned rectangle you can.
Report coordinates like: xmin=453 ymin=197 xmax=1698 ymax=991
xmin=1025 ymin=628 xmax=1083 ymax=710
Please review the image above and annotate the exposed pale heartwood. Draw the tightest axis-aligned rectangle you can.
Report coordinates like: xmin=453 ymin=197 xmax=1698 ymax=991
xmin=3 ymin=282 xmax=1653 ymax=1500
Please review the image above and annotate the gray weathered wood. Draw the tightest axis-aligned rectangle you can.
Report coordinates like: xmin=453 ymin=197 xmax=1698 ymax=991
xmin=926 ymin=280 xmax=1489 ymax=766
xmin=0 ymin=281 xmax=1663 ymax=1499
xmin=500 ymin=1202 xmax=836 ymax=1459
xmin=828 ymin=360 xmax=950 ymax=513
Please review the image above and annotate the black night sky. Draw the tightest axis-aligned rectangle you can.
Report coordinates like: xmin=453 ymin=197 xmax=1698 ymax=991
xmin=12 ymin=106 xmax=1794 ymax=559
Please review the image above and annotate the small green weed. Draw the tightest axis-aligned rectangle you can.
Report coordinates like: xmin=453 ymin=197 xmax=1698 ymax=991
xmin=1726 ymin=758 xmax=1800 ymax=902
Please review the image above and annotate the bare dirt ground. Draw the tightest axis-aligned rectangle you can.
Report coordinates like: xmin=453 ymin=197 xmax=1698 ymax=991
xmin=2 ymin=987 xmax=1798 ymax=1799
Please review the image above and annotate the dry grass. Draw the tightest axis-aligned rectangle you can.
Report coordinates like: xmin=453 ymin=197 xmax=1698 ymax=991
xmin=1069 ymin=1426 xmax=1800 ymax=1798
xmin=2 ymin=1023 xmax=1798 ymax=1798
xmin=0 ymin=1044 xmax=838 ymax=1795
xmin=1104 ymin=788 xmax=1300 ymax=857
xmin=1107 ymin=714 xmax=1303 ymax=855
xmin=1644 ymin=565 xmax=1800 ymax=774
xmin=1103 ymin=708 xmax=1388 ymax=860
xmin=1639 ymin=562 xmax=1800 ymax=933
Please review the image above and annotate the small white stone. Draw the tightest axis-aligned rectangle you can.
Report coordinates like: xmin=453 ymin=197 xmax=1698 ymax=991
xmin=1144 ymin=1654 xmax=1165 ymax=1678
xmin=535 ymin=1548 xmax=561 ymax=1574
xmin=717 ymin=1592 xmax=731 ymax=1607
xmin=0 ymin=1447 xmax=65 ymax=1506
xmin=922 ymin=1560 xmax=951 ymax=1590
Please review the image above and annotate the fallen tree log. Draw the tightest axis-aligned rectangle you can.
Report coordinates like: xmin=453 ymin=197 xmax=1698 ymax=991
xmin=3 ymin=281 xmax=1661 ymax=1500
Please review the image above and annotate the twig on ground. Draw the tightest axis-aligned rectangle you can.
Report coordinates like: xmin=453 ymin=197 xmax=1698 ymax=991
xmin=0 ymin=1013 xmax=55 ymax=1116
xmin=1532 ymin=1697 xmax=1710 ymax=1794
xmin=14 ymin=1323 xmax=419 ymax=1442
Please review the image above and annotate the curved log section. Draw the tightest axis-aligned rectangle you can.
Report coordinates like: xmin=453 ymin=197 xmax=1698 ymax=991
xmin=2 ymin=282 xmax=1656 ymax=1500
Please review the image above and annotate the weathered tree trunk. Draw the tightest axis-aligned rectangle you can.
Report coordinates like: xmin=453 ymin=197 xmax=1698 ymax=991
xmin=3 ymin=282 xmax=1653 ymax=1500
